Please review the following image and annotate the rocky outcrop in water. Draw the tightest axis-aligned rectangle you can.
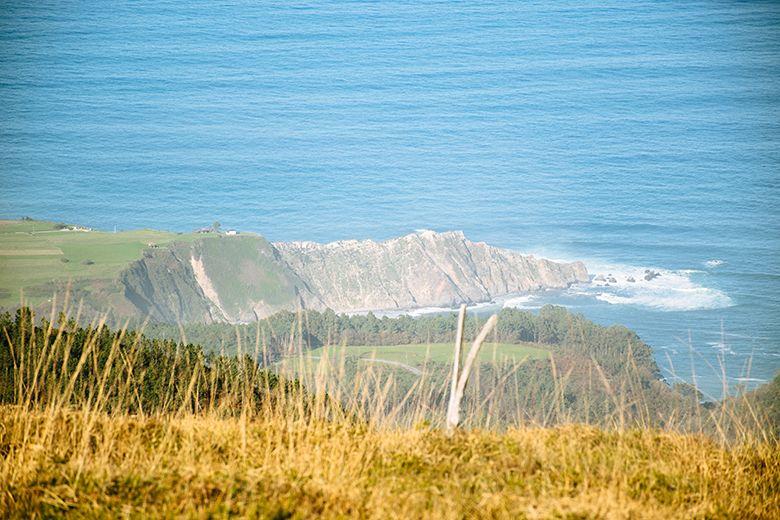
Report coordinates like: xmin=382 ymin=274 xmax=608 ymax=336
xmin=275 ymin=230 xmax=587 ymax=314
xmin=117 ymin=230 xmax=588 ymax=323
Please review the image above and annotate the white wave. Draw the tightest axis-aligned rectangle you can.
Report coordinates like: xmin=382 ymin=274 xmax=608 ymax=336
xmin=348 ymin=308 xmax=409 ymax=318
xmin=407 ymin=307 xmax=450 ymax=317
xmin=467 ymin=301 xmax=495 ymax=311
xmin=581 ymin=261 xmax=733 ymax=312
xmin=729 ymin=377 xmax=767 ymax=383
xmin=704 ymin=259 xmax=725 ymax=268
xmin=377 ymin=305 xmax=453 ymax=318
xmin=706 ymin=341 xmax=736 ymax=355
xmin=501 ymin=294 xmax=537 ymax=309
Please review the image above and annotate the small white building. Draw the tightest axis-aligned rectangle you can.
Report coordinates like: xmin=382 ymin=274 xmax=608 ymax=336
xmin=68 ymin=225 xmax=92 ymax=232
xmin=225 ymin=229 xmax=238 ymax=236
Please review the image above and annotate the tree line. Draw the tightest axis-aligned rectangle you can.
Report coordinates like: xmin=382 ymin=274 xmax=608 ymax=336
xmin=0 ymin=307 xmax=292 ymax=415
xmin=143 ymin=305 xmax=659 ymax=378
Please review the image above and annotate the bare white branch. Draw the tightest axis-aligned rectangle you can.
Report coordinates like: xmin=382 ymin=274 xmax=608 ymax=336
xmin=446 ymin=311 xmax=498 ymax=434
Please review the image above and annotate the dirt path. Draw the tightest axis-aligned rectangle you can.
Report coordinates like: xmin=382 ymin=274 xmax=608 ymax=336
xmin=275 ymin=356 xmax=423 ymax=376
xmin=358 ymin=358 xmax=423 ymax=376
xmin=0 ymin=249 xmax=62 ymax=256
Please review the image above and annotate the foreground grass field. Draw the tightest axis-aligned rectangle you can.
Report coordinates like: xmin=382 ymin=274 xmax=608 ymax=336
xmin=3 ymin=407 xmax=778 ymax=518
xmin=2 ymin=307 xmax=778 ymax=518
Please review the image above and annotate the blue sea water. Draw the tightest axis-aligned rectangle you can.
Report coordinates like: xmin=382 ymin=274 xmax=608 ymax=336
xmin=1 ymin=1 xmax=779 ymax=397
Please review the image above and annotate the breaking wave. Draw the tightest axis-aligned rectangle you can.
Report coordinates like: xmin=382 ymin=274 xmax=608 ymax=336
xmin=366 ymin=260 xmax=733 ymax=316
xmin=500 ymin=294 xmax=539 ymax=309
xmin=580 ymin=262 xmax=733 ymax=312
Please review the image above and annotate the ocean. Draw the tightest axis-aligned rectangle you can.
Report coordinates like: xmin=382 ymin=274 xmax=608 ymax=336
xmin=1 ymin=1 xmax=779 ymax=398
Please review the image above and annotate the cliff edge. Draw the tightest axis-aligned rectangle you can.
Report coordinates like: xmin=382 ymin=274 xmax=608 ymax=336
xmin=116 ymin=230 xmax=588 ymax=323
xmin=274 ymin=230 xmax=587 ymax=314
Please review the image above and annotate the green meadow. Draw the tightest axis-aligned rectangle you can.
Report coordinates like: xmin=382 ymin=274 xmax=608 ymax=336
xmin=0 ymin=219 xmax=197 ymax=306
xmin=287 ymin=342 xmax=549 ymax=373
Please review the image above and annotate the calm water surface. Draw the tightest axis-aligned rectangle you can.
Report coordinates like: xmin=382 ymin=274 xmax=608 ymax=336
xmin=2 ymin=1 xmax=779 ymax=397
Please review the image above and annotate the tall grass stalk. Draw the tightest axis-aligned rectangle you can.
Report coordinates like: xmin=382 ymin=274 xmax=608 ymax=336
xmin=0 ymin=300 xmax=777 ymax=517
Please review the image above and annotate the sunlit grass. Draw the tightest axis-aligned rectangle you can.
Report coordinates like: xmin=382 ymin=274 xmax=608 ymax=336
xmin=4 ymin=408 xmax=778 ymax=518
xmin=306 ymin=342 xmax=549 ymax=366
xmin=0 ymin=219 xmax=199 ymax=307
xmin=1 ymin=302 xmax=777 ymax=518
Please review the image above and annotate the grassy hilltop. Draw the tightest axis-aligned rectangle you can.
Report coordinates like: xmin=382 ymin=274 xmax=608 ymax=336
xmin=0 ymin=219 xmax=301 ymax=323
xmin=306 ymin=341 xmax=550 ymax=366
xmin=7 ymin=409 xmax=777 ymax=518
xmin=1 ymin=308 xmax=778 ymax=518
xmin=0 ymin=218 xmax=199 ymax=307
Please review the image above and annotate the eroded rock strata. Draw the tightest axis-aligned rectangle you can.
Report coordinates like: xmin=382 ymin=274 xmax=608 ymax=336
xmin=118 ymin=230 xmax=588 ymax=323
xmin=274 ymin=230 xmax=587 ymax=314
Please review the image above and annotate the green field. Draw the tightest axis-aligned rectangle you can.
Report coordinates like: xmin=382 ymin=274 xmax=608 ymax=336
xmin=0 ymin=219 xmax=198 ymax=306
xmin=290 ymin=342 xmax=550 ymax=373
xmin=194 ymin=235 xmax=301 ymax=314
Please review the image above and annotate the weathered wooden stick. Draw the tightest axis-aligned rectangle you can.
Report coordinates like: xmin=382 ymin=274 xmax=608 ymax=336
xmin=445 ymin=304 xmax=467 ymax=433
xmin=446 ymin=311 xmax=498 ymax=434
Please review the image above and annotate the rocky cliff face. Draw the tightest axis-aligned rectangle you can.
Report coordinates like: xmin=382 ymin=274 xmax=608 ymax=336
xmin=117 ymin=231 xmax=588 ymax=323
xmin=274 ymin=230 xmax=588 ymax=314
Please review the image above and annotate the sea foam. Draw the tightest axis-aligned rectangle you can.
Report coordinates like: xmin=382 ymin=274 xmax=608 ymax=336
xmin=501 ymin=294 xmax=538 ymax=309
xmin=582 ymin=262 xmax=733 ymax=312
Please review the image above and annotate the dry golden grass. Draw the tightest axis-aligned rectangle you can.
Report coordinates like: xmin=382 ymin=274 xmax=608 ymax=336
xmin=1 ymin=305 xmax=778 ymax=518
xmin=2 ymin=406 xmax=778 ymax=518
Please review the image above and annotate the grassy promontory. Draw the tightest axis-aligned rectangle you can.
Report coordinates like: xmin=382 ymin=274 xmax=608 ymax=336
xmin=0 ymin=218 xmax=200 ymax=308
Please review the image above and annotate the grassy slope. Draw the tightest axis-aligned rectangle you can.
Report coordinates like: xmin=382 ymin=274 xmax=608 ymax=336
xmin=197 ymin=235 xmax=301 ymax=316
xmin=0 ymin=220 xmax=303 ymax=319
xmin=308 ymin=342 xmax=549 ymax=366
xmin=2 ymin=307 xmax=778 ymax=518
xmin=3 ymin=408 xmax=777 ymax=518
xmin=0 ymin=219 xmax=198 ymax=306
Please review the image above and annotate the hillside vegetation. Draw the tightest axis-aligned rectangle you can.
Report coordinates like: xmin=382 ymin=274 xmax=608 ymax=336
xmin=0 ymin=218 xmax=588 ymax=324
xmin=0 ymin=219 xmax=198 ymax=308
xmin=304 ymin=341 xmax=550 ymax=366
xmin=1 ymin=307 xmax=778 ymax=518
xmin=6 ymin=409 xmax=777 ymax=518
xmin=147 ymin=306 xmax=716 ymax=430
